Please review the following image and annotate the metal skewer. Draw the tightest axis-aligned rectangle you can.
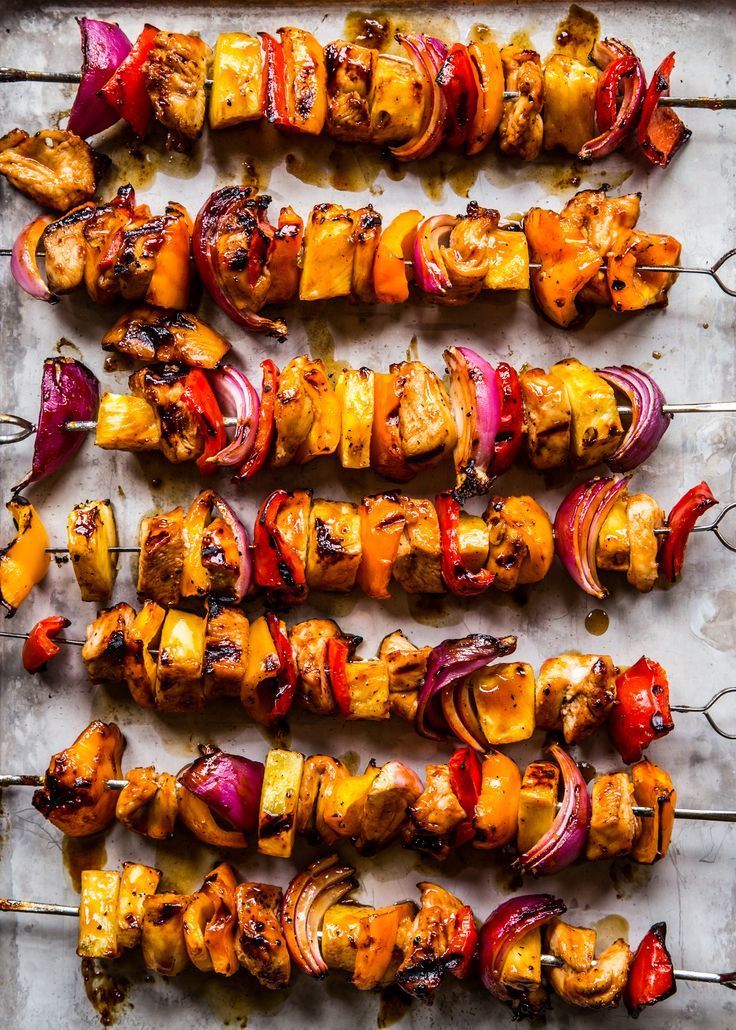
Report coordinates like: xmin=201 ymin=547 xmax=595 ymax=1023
xmin=1 ymin=66 xmax=734 ymax=112
xmin=0 ymin=892 xmax=734 ymax=990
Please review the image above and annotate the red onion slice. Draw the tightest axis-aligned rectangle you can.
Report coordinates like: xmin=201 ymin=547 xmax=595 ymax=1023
xmin=444 ymin=346 xmax=501 ymax=500
xmin=68 ymin=18 xmax=132 ymax=138
xmin=412 ymin=214 xmax=458 ymax=295
xmin=208 ymin=366 xmax=260 ymax=467
xmin=11 ymin=216 xmax=57 ymax=302
xmin=210 ymin=493 xmax=253 ymax=603
xmin=516 ymin=744 xmax=591 ymax=876
xmin=14 ymin=358 xmax=99 ymax=493
xmin=579 ymin=39 xmax=646 ymax=160
xmin=597 ymin=365 xmax=671 ymax=471
xmin=179 ymin=745 xmax=264 ymax=836
xmin=391 ymin=35 xmax=449 ymax=161
xmin=479 ymin=893 xmax=567 ymax=1001
xmin=554 ymin=475 xmax=630 ymax=598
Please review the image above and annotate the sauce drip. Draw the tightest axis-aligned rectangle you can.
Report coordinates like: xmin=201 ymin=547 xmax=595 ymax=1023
xmin=585 ymin=608 xmax=609 ymax=635
xmin=553 ymin=5 xmax=600 ymax=63
xmin=377 ymin=984 xmax=412 ymax=1027
xmin=80 ymin=958 xmax=130 ymax=1027
xmin=63 ymin=834 xmax=107 ymax=894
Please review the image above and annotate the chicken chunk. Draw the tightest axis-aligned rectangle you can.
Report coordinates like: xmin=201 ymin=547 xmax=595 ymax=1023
xmin=116 ymin=766 xmax=180 ymax=840
xmin=0 ymin=128 xmax=105 ymax=211
xmin=535 ymin=654 xmax=617 ymax=743
xmin=563 ymin=191 xmax=641 ymax=306
xmin=356 ymin=760 xmax=423 ymax=855
xmin=499 ymin=47 xmax=544 ymax=160
xmin=82 ymin=602 xmax=136 ymax=684
xmin=548 ymin=924 xmax=633 ymax=1008
xmin=393 ymin=497 xmax=443 ymax=594
xmin=396 ymin=882 xmax=464 ymax=1000
xmin=137 ymin=507 xmax=185 ymax=607
xmin=586 ymin=773 xmax=640 ymax=861
xmin=41 ymin=202 xmax=96 ymax=293
xmin=626 ymin=493 xmax=665 ymax=593
xmin=235 ymin=883 xmax=291 ymax=989
xmin=129 ymin=366 xmax=203 ymax=464
xmin=406 ymin=764 xmax=467 ymax=854
xmin=394 ymin=361 xmax=457 ymax=469
xmin=289 ymin=618 xmax=357 ymax=714
xmin=145 ymin=32 xmax=211 ymax=151
xmin=324 ymin=40 xmax=376 ymax=142
xmin=102 ymin=308 xmax=230 ymax=369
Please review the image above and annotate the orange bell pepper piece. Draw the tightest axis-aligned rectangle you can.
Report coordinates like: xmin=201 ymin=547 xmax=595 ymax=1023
xmin=145 ymin=203 xmax=193 ymax=310
xmin=524 ymin=207 xmax=604 ymax=328
xmin=473 ymin=748 xmax=521 ymax=850
xmin=631 ymin=759 xmax=677 ymax=864
xmin=0 ymin=498 xmax=50 ymax=616
xmin=373 ymin=210 xmax=423 ymax=304
xmin=370 ymin=371 xmax=415 ymax=482
xmin=466 ymin=40 xmax=504 ymax=156
xmin=607 ymin=230 xmax=681 ymax=313
xmin=353 ymin=906 xmax=402 ymax=989
xmin=356 ymin=493 xmax=406 ymax=599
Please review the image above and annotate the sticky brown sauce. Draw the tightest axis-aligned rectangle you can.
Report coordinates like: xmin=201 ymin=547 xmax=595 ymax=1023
xmin=63 ymin=835 xmax=107 ymax=894
xmin=344 ymin=11 xmax=459 ymax=53
xmin=203 ymin=970 xmax=285 ymax=1025
xmin=553 ymin=5 xmax=600 ymax=63
xmin=80 ymin=958 xmax=131 ymax=1028
xmin=377 ymin=984 xmax=412 ymax=1027
xmin=608 ymin=856 xmax=653 ymax=899
xmin=153 ymin=842 xmax=214 ymax=895
xmin=585 ymin=608 xmax=609 ymax=636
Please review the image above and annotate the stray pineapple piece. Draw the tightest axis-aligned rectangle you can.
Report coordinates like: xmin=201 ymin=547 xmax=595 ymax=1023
xmin=258 ymin=748 xmax=305 ymax=858
xmin=117 ymin=862 xmax=162 ymax=949
xmin=95 ymin=393 xmax=161 ymax=452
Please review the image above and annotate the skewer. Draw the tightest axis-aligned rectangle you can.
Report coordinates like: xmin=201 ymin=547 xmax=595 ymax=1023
xmin=1 ymin=66 xmax=734 ymax=112
xmin=0 ymin=892 xmax=734 ymax=989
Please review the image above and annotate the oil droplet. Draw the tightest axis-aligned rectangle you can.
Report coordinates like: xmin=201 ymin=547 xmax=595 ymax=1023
xmin=593 ymin=913 xmax=630 ymax=952
xmin=63 ymin=835 xmax=107 ymax=893
xmin=652 ymin=350 xmax=662 ymax=360
xmin=585 ymin=608 xmax=609 ymax=635
xmin=338 ymin=750 xmax=361 ymax=774
xmin=509 ymin=28 xmax=536 ymax=50
xmin=469 ymin=23 xmax=497 ymax=45
xmin=578 ymin=761 xmax=597 ymax=784
xmin=344 ymin=11 xmax=392 ymax=50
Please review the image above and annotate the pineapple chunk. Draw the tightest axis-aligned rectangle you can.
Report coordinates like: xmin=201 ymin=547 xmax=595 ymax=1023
xmin=517 ymin=760 xmax=560 ymax=853
xmin=258 ymin=748 xmax=305 ymax=858
xmin=95 ymin=393 xmax=161 ymax=451
xmin=457 ymin=513 xmax=490 ymax=572
xmin=369 ymin=54 xmax=425 ymax=144
xmin=551 ymin=358 xmax=623 ymax=469
xmin=209 ymin=33 xmax=264 ymax=129
xmin=67 ymin=499 xmax=119 ymax=602
xmin=155 ymin=610 xmax=206 ymax=711
xmin=345 ymin=659 xmax=390 ymax=720
xmin=306 ymin=499 xmax=362 ymax=592
xmin=483 ymin=228 xmax=530 ymax=290
xmin=78 ymin=869 xmax=121 ymax=959
xmin=500 ymin=928 xmax=542 ymax=990
xmin=472 ymin=662 xmax=536 ymax=745
xmin=299 ymin=204 xmax=355 ymax=301
xmin=336 ymin=367 xmax=374 ymax=469
xmin=117 ymin=862 xmax=162 ymax=949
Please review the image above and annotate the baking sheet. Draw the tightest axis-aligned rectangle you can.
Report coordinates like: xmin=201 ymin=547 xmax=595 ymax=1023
xmin=1 ymin=2 xmax=735 ymax=1027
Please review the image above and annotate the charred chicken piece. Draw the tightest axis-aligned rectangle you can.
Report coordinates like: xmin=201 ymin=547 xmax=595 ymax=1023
xmin=396 ymin=882 xmax=465 ymax=1000
xmin=393 ymin=497 xmax=443 ymax=594
xmin=32 ymin=721 xmax=125 ymax=837
xmin=379 ymin=630 xmax=430 ymax=723
xmin=295 ymin=755 xmax=348 ymax=845
xmin=519 ymin=367 xmax=572 ymax=471
xmin=0 ymin=128 xmax=106 ymax=211
xmin=116 ymin=766 xmax=180 ymax=840
xmin=123 ymin=600 xmax=166 ymax=708
xmin=102 ymin=308 xmax=230 ymax=369
xmin=289 ymin=618 xmax=358 ymax=715
xmin=394 ymin=361 xmax=457 ymax=470
xmin=324 ymin=40 xmax=376 ymax=143
xmin=547 ymin=921 xmax=633 ymax=1008
xmin=535 ymin=654 xmax=617 ymax=743
xmin=145 ymin=31 xmax=211 ymax=151
xmin=41 ymin=202 xmax=96 ymax=293
xmin=563 ymin=190 xmax=641 ymax=307
xmin=405 ymin=764 xmax=467 ymax=858
xmin=586 ymin=773 xmax=641 ymax=861
xmin=201 ymin=517 xmax=242 ymax=598
xmin=203 ymin=598 xmax=250 ymax=700
xmin=483 ymin=495 xmax=554 ymax=591
xmin=356 ymin=760 xmax=423 ymax=855
xmin=499 ymin=47 xmax=544 ymax=160
xmin=129 ymin=365 xmax=203 ymax=463
xmin=137 ymin=507 xmax=185 ymax=607
xmin=82 ymin=602 xmax=136 ymax=684
xmin=235 ymin=883 xmax=291 ymax=989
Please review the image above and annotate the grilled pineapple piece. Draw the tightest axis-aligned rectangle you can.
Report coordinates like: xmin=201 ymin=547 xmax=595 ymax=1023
xmin=300 ymin=204 xmax=355 ymax=300
xmin=67 ymin=499 xmax=119 ymax=602
xmin=517 ymin=760 xmax=560 ymax=853
xmin=118 ymin=862 xmax=162 ymax=949
xmin=95 ymin=393 xmax=161 ymax=451
xmin=369 ymin=54 xmax=425 ymax=144
xmin=457 ymin=513 xmax=490 ymax=572
xmin=483 ymin=228 xmax=530 ymax=291
xmin=203 ymin=602 xmax=250 ymax=700
xmin=596 ymin=496 xmax=630 ymax=571
xmin=210 ymin=33 xmax=264 ymax=128
xmin=551 ymin=358 xmax=623 ymax=469
xmin=137 ymin=507 xmax=185 ymax=607
xmin=335 ymin=367 xmax=374 ymax=469
xmin=258 ymin=748 xmax=305 ymax=858
xmin=543 ymin=55 xmax=598 ymax=154
xmin=78 ymin=870 xmax=122 ymax=959
xmin=395 ymin=361 xmax=457 ymax=469
xmin=155 ymin=609 xmax=206 ymax=712
xmin=294 ymin=359 xmax=341 ymax=464
xmin=520 ymin=367 xmax=572 ymax=471
xmin=501 ymin=928 xmax=542 ymax=990
xmin=306 ymin=499 xmax=362 ymax=592
xmin=472 ymin=661 xmax=536 ymax=745
xmin=345 ymin=658 xmax=390 ymax=720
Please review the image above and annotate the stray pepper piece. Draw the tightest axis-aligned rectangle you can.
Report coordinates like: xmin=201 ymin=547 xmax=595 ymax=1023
xmin=637 ymin=53 xmax=691 ymax=168
xmin=659 ymin=481 xmax=717 ymax=582
xmin=608 ymin=656 xmax=674 ymax=764
xmin=22 ymin=615 xmax=71 ymax=673
xmin=624 ymin=922 xmax=676 ymax=1018
xmin=436 ymin=492 xmax=495 ymax=597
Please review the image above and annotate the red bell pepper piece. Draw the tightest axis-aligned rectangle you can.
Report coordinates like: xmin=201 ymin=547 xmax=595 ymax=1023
xmin=235 ymin=360 xmax=279 ymax=481
xmin=436 ymin=492 xmax=495 ymax=596
xmin=264 ymin=611 xmax=298 ymax=722
xmin=444 ymin=905 xmax=478 ymax=980
xmin=99 ymin=24 xmax=159 ymax=138
xmin=595 ymin=54 xmax=639 ymax=132
xmin=637 ymin=53 xmax=691 ymax=167
xmin=492 ymin=362 xmax=523 ymax=475
xmin=624 ymin=922 xmax=676 ymax=1017
xmin=180 ymin=369 xmax=227 ymax=476
xmin=22 ymin=616 xmax=71 ymax=673
xmin=448 ymin=746 xmax=483 ymax=819
xmin=260 ymin=33 xmax=291 ymax=130
xmin=608 ymin=656 xmax=674 ymax=764
xmin=253 ymin=490 xmax=307 ymax=603
xmin=436 ymin=44 xmax=479 ymax=150
xmin=325 ymin=637 xmax=352 ymax=717
xmin=659 ymin=481 xmax=717 ymax=582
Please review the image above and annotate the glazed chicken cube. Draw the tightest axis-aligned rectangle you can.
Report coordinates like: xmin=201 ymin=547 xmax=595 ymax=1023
xmin=0 ymin=128 xmax=104 ymax=211
xmin=586 ymin=772 xmax=641 ymax=861
xmin=145 ymin=32 xmax=211 ymax=151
